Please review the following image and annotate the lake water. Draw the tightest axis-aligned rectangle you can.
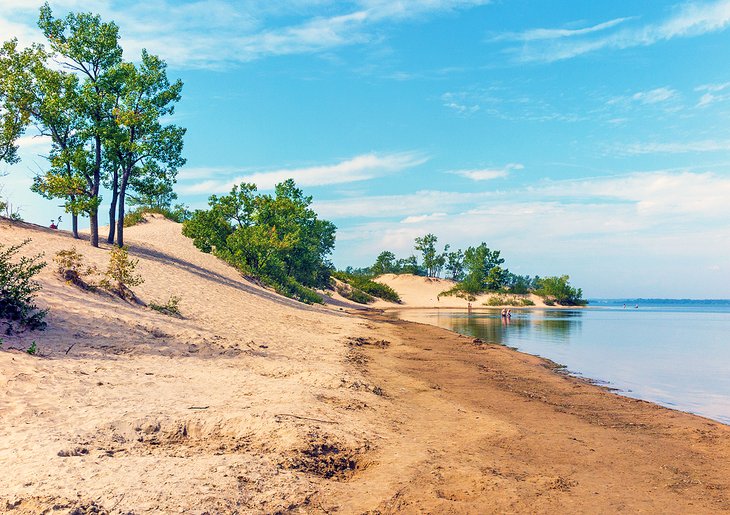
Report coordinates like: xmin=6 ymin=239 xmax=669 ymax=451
xmin=388 ymin=300 xmax=730 ymax=425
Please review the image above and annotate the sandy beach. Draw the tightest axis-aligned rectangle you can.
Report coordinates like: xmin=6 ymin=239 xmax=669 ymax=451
xmin=2 ymin=216 xmax=730 ymax=513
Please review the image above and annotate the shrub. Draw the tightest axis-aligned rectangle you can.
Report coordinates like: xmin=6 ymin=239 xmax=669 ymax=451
xmin=334 ymin=279 xmax=374 ymax=304
xmin=100 ymin=246 xmax=144 ymax=301
xmin=149 ymin=295 xmax=182 ymax=317
xmin=0 ymin=239 xmax=48 ymax=333
xmin=53 ymin=247 xmax=98 ymax=289
xmin=439 ymin=285 xmax=476 ymax=302
xmin=332 ymin=271 xmax=401 ymax=303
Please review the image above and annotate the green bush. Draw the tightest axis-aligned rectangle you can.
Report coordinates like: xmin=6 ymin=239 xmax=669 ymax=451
xmin=0 ymin=239 xmax=48 ymax=333
xmin=333 ymin=279 xmax=374 ymax=304
xmin=53 ymin=247 xmax=98 ymax=289
xmin=332 ymin=271 xmax=401 ymax=303
xmin=149 ymin=295 xmax=182 ymax=317
xmin=100 ymin=246 xmax=144 ymax=300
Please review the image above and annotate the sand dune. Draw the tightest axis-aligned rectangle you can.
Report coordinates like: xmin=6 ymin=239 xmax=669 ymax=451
xmin=2 ymin=215 xmax=730 ymax=513
xmin=372 ymin=273 xmax=548 ymax=308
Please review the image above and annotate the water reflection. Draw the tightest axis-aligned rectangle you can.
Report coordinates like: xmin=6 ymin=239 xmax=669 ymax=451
xmin=403 ymin=309 xmax=583 ymax=347
xmin=387 ymin=307 xmax=730 ymax=425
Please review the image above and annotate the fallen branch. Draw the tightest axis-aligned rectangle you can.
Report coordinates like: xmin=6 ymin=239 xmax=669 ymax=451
xmin=275 ymin=413 xmax=337 ymax=424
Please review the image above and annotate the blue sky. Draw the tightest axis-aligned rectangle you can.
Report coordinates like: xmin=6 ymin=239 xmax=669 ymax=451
xmin=3 ymin=0 xmax=730 ymax=298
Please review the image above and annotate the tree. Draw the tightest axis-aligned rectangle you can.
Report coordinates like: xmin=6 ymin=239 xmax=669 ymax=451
xmin=396 ymin=255 xmax=422 ymax=275
xmin=461 ymin=242 xmax=507 ymax=292
xmin=105 ymin=51 xmax=185 ymax=247
xmin=371 ymin=251 xmax=398 ymax=275
xmin=445 ymin=248 xmax=465 ymax=281
xmin=37 ymin=3 xmax=123 ymax=247
xmin=415 ymin=233 xmax=440 ymax=277
xmin=0 ymin=40 xmax=38 ymax=165
xmin=535 ymin=275 xmax=584 ymax=305
xmin=183 ymin=180 xmax=336 ymax=302
xmin=27 ymin=63 xmax=90 ymax=239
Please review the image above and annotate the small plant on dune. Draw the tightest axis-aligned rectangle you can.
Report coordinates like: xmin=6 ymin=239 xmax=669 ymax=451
xmin=53 ymin=247 xmax=98 ymax=290
xmin=26 ymin=341 xmax=37 ymax=355
xmin=0 ymin=239 xmax=48 ymax=334
xmin=100 ymin=246 xmax=144 ymax=301
xmin=149 ymin=295 xmax=182 ymax=317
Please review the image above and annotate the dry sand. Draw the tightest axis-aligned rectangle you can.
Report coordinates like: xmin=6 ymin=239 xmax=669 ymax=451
xmin=1 ymin=215 xmax=729 ymax=514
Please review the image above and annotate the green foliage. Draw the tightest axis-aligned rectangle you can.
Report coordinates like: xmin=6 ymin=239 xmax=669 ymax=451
xmin=0 ymin=239 xmax=48 ymax=333
xmin=53 ymin=246 xmax=97 ymax=289
xmin=414 ymin=233 xmax=444 ymax=277
xmin=332 ymin=271 xmax=401 ymax=303
xmin=445 ymin=248 xmax=465 ymax=281
xmin=100 ymin=245 xmax=143 ymax=300
xmin=334 ymin=280 xmax=374 ymax=304
xmin=484 ymin=294 xmax=535 ymax=307
xmin=149 ymin=295 xmax=182 ymax=317
xmin=462 ymin=243 xmax=506 ymax=292
xmin=371 ymin=251 xmax=398 ymax=275
xmin=535 ymin=275 xmax=585 ymax=306
xmin=26 ymin=341 xmax=37 ymax=355
xmin=183 ymin=180 xmax=334 ymax=304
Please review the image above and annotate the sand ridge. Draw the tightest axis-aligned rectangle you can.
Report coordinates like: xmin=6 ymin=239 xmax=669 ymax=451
xmin=1 ymin=215 xmax=730 ymax=513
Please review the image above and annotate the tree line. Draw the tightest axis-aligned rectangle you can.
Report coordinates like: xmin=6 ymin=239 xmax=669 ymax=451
xmin=0 ymin=3 xmax=185 ymax=247
xmin=345 ymin=233 xmax=585 ymax=305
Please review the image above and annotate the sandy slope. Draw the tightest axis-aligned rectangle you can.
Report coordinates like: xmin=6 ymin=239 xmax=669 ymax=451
xmin=371 ymin=273 xmax=548 ymax=309
xmin=1 ymin=216 xmax=729 ymax=514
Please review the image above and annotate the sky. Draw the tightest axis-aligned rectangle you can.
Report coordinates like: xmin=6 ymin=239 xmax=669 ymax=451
xmin=2 ymin=0 xmax=730 ymax=298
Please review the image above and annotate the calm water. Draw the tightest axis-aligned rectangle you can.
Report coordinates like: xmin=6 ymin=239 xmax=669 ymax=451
xmin=389 ymin=300 xmax=730 ymax=425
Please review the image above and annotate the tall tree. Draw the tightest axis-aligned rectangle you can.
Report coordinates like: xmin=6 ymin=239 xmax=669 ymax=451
xmin=38 ymin=3 xmax=123 ymax=247
xmin=415 ymin=233 xmax=442 ymax=277
xmin=445 ymin=247 xmax=465 ymax=281
xmin=106 ymin=51 xmax=185 ymax=247
xmin=0 ymin=40 xmax=36 ymax=165
xmin=28 ymin=63 xmax=89 ymax=238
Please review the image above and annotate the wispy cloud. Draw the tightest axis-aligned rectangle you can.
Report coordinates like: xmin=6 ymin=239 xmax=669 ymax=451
xmin=695 ymin=81 xmax=730 ymax=107
xmin=1 ymin=0 xmax=490 ymax=69
xmin=450 ymin=163 xmax=523 ymax=181
xmin=618 ymin=139 xmax=730 ymax=154
xmin=494 ymin=17 xmax=634 ymax=42
xmin=179 ymin=151 xmax=428 ymax=194
xmin=503 ymin=0 xmax=730 ymax=63
xmin=631 ymin=87 xmax=679 ymax=104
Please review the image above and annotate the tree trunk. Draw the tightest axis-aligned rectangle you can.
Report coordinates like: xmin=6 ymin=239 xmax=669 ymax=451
xmin=107 ymin=167 xmax=119 ymax=244
xmin=116 ymin=171 xmax=129 ymax=248
xmin=89 ymin=134 xmax=102 ymax=247
xmin=89 ymin=210 xmax=99 ymax=247
xmin=72 ymin=212 xmax=79 ymax=239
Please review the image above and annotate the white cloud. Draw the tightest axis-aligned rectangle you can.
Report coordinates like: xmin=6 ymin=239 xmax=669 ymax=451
xmin=505 ymin=0 xmax=730 ymax=63
xmin=179 ymin=151 xmax=427 ymax=194
xmin=0 ymin=0 xmax=490 ymax=69
xmin=451 ymin=163 xmax=523 ymax=181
